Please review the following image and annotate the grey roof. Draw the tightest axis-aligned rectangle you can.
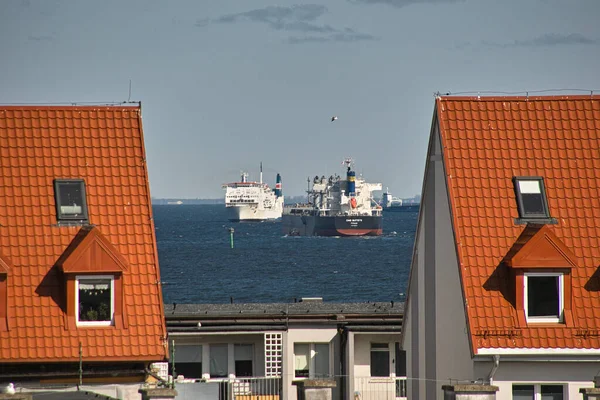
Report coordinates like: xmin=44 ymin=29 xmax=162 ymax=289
xmin=164 ymin=301 xmax=404 ymax=318
xmin=30 ymin=391 xmax=117 ymax=400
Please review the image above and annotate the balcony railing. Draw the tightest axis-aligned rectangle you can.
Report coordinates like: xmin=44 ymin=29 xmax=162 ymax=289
xmin=354 ymin=376 xmax=407 ymax=400
xmin=225 ymin=376 xmax=282 ymax=400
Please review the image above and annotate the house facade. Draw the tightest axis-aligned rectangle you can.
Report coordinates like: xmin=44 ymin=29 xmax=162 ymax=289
xmin=0 ymin=105 xmax=168 ymax=398
xmin=402 ymin=95 xmax=600 ymax=400
xmin=164 ymin=300 xmax=405 ymax=400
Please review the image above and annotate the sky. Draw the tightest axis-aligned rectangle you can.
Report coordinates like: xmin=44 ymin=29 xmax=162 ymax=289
xmin=1 ymin=0 xmax=599 ymax=199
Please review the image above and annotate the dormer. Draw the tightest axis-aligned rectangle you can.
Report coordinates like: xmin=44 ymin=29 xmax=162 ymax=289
xmin=56 ymin=226 xmax=128 ymax=329
xmin=504 ymin=225 xmax=577 ymax=327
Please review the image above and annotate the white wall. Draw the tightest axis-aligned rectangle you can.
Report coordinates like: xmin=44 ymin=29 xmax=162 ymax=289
xmin=353 ymin=333 xmax=399 ymax=377
xmin=284 ymin=326 xmax=339 ymax=400
xmin=474 ymin=360 xmax=597 ymax=400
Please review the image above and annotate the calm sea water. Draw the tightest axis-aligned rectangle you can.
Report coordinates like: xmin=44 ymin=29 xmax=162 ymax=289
xmin=153 ymin=205 xmax=417 ymax=304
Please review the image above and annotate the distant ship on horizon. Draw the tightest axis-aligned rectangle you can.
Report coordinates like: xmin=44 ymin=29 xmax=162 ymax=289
xmin=381 ymin=188 xmax=420 ymax=212
xmin=222 ymin=163 xmax=283 ymax=222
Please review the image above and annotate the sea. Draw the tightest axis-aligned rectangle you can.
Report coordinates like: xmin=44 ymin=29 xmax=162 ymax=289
xmin=153 ymin=205 xmax=417 ymax=305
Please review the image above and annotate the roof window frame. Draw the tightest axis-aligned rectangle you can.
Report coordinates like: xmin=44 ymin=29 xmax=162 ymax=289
xmin=53 ymin=178 xmax=89 ymax=224
xmin=513 ymin=177 xmax=557 ymax=224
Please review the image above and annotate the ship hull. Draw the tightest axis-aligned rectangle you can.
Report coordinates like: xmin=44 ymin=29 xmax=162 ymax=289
xmin=226 ymin=205 xmax=282 ymax=222
xmin=282 ymin=214 xmax=382 ymax=237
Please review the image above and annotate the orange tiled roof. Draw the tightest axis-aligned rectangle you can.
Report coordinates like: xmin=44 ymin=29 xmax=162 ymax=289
xmin=0 ymin=105 xmax=167 ymax=362
xmin=437 ymin=95 xmax=600 ymax=353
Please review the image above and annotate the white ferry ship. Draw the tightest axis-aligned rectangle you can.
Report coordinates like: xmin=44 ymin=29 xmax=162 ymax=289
xmin=222 ymin=164 xmax=283 ymax=222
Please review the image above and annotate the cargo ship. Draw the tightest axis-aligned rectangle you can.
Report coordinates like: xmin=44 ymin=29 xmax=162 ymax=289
xmin=381 ymin=188 xmax=420 ymax=212
xmin=282 ymin=158 xmax=382 ymax=236
xmin=222 ymin=163 xmax=283 ymax=221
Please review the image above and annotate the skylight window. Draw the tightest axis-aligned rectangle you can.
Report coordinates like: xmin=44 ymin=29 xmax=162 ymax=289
xmin=513 ymin=177 xmax=550 ymax=219
xmin=54 ymin=179 xmax=89 ymax=223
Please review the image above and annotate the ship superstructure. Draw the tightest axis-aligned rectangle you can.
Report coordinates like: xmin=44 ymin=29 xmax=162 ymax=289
xmin=222 ymin=164 xmax=283 ymax=221
xmin=283 ymin=158 xmax=383 ymax=236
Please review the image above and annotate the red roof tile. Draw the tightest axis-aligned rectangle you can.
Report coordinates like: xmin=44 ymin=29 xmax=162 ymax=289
xmin=0 ymin=105 xmax=167 ymax=363
xmin=437 ymin=95 xmax=600 ymax=353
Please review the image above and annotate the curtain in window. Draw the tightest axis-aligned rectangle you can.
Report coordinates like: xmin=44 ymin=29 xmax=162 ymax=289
xmin=294 ymin=344 xmax=309 ymax=377
xmin=234 ymin=344 xmax=253 ymax=377
xmin=210 ymin=344 xmax=228 ymax=378
xmin=314 ymin=344 xmax=329 ymax=378
xmin=78 ymin=279 xmax=111 ymax=321
xmin=172 ymin=345 xmax=202 ymax=379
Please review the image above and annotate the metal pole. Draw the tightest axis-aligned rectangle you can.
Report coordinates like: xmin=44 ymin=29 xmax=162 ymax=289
xmin=171 ymin=339 xmax=176 ymax=389
xmin=78 ymin=341 xmax=82 ymax=389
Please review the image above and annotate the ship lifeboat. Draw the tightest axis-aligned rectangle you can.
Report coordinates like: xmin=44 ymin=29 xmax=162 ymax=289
xmin=350 ymin=198 xmax=357 ymax=209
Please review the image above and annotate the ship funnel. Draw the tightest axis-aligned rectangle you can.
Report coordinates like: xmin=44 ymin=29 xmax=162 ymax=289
xmin=346 ymin=167 xmax=356 ymax=196
xmin=275 ymin=173 xmax=282 ymax=197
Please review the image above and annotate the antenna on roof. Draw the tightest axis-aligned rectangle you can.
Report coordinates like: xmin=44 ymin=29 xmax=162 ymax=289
xmin=127 ymin=80 xmax=132 ymax=102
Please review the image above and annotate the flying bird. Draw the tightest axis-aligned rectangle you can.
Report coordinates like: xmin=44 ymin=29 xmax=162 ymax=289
xmin=331 ymin=116 xmax=338 ymax=122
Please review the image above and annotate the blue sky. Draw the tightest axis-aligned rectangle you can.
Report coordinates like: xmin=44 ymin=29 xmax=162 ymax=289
xmin=1 ymin=0 xmax=599 ymax=198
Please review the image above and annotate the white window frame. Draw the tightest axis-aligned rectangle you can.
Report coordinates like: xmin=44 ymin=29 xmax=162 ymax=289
xmin=524 ymin=272 xmax=563 ymax=323
xmin=512 ymin=383 xmax=565 ymax=399
xmin=370 ymin=342 xmax=394 ymax=378
xmin=234 ymin=343 xmax=254 ymax=377
xmin=75 ymin=275 xmax=114 ymax=327
xmin=293 ymin=342 xmax=331 ymax=379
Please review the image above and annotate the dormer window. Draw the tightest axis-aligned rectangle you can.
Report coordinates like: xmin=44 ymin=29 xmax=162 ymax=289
xmin=76 ymin=275 xmax=114 ymax=326
xmin=524 ymin=273 xmax=563 ymax=323
xmin=54 ymin=179 xmax=89 ymax=223
xmin=513 ymin=177 xmax=550 ymax=219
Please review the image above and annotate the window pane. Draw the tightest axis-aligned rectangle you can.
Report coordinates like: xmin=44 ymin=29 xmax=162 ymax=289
xmin=78 ymin=279 xmax=111 ymax=322
xmin=171 ymin=363 xmax=201 ymax=379
xmin=314 ymin=344 xmax=329 ymax=378
xmin=210 ymin=344 xmax=228 ymax=377
xmin=521 ymin=193 xmax=545 ymax=215
xmin=512 ymin=385 xmax=534 ymax=400
xmin=235 ymin=344 xmax=253 ymax=360
xmin=541 ymin=385 xmax=563 ymax=400
xmin=235 ymin=360 xmax=253 ymax=377
xmin=371 ymin=343 xmax=390 ymax=377
xmin=518 ymin=180 xmax=541 ymax=194
xmin=528 ymin=276 xmax=560 ymax=317
xmin=235 ymin=344 xmax=253 ymax=377
xmin=57 ymin=181 xmax=85 ymax=217
xmin=516 ymin=179 xmax=548 ymax=217
xmin=294 ymin=344 xmax=309 ymax=378
xmin=176 ymin=345 xmax=202 ymax=363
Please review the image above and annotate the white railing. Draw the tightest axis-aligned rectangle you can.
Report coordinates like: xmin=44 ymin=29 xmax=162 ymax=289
xmin=226 ymin=376 xmax=281 ymax=400
xmin=354 ymin=376 xmax=407 ymax=400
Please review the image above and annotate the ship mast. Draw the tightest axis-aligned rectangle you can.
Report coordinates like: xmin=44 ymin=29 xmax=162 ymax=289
xmin=260 ymin=162 xmax=263 ymax=184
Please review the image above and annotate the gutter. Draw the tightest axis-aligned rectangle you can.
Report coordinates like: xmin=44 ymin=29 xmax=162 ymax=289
xmin=168 ymin=325 xmax=288 ymax=333
xmin=487 ymin=355 xmax=500 ymax=385
xmin=343 ymin=325 xmax=402 ymax=332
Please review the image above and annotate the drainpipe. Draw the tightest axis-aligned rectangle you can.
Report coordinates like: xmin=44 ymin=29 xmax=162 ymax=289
xmin=487 ymin=355 xmax=500 ymax=385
